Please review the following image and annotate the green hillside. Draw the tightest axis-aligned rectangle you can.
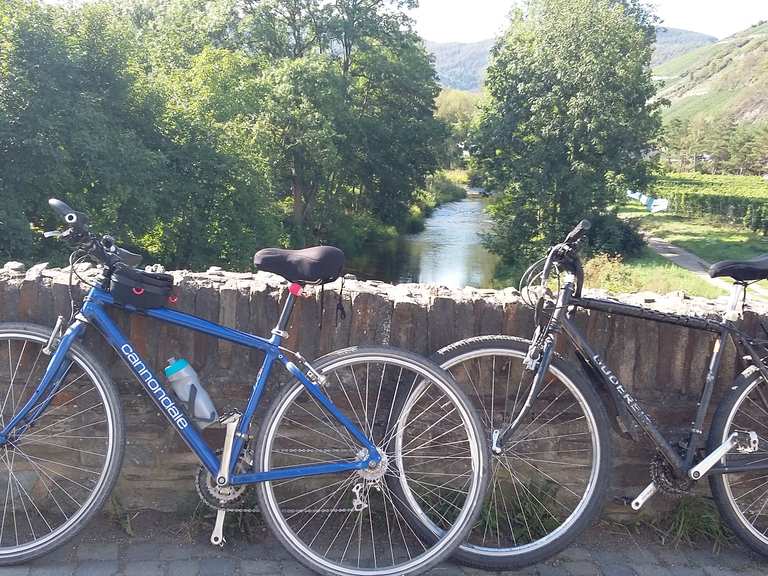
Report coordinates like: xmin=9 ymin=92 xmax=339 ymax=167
xmin=655 ymin=22 xmax=768 ymax=124
xmin=424 ymin=39 xmax=494 ymax=92
xmin=426 ymin=27 xmax=715 ymax=92
xmin=653 ymin=27 xmax=716 ymax=67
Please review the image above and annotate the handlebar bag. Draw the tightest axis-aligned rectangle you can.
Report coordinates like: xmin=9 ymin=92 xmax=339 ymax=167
xmin=110 ymin=265 xmax=174 ymax=309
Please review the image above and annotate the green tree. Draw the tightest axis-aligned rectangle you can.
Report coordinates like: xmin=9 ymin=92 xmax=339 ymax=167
xmin=435 ymin=89 xmax=481 ymax=168
xmin=0 ymin=1 xmax=166 ymax=262
xmin=2 ymin=0 xmax=442 ymax=268
xmin=472 ymin=0 xmax=662 ymax=268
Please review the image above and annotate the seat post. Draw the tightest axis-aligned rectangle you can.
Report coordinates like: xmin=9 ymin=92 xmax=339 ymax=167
xmin=272 ymin=283 xmax=303 ymax=339
xmin=725 ymin=282 xmax=747 ymax=322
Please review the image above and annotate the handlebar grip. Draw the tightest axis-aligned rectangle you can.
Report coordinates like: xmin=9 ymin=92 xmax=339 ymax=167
xmin=49 ymin=198 xmax=90 ymax=231
xmin=565 ymin=219 xmax=591 ymax=243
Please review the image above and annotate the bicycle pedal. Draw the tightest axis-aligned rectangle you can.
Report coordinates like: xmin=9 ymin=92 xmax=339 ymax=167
xmin=210 ymin=509 xmax=226 ymax=547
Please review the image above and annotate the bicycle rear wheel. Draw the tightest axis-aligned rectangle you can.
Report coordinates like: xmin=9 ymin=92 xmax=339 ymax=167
xmin=0 ymin=323 xmax=124 ymax=564
xmin=434 ymin=336 xmax=611 ymax=570
xmin=255 ymin=346 xmax=489 ymax=576
xmin=709 ymin=365 xmax=768 ymax=557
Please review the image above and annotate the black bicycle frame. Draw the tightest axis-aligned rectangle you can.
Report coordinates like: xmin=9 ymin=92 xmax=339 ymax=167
xmin=518 ymin=280 xmax=768 ymax=478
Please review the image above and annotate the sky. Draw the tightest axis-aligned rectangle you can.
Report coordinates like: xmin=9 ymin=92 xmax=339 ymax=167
xmin=412 ymin=0 xmax=768 ymax=43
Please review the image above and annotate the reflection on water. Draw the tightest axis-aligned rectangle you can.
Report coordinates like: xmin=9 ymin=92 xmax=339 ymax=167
xmin=348 ymin=198 xmax=499 ymax=289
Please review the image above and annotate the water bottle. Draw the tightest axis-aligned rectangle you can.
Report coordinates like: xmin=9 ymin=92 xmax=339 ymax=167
xmin=164 ymin=358 xmax=218 ymax=428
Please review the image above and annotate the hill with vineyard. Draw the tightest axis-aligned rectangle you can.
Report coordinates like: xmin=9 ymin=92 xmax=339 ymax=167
xmin=655 ymin=22 xmax=768 ymax=124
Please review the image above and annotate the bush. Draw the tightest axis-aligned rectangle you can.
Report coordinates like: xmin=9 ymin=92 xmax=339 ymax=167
xmin=426 ymin=172 xmax=467 ymax=205
xmin=586 ymin=213 xmax=646 ymax=258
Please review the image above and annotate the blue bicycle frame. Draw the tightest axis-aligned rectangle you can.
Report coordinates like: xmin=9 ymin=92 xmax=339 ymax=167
xmin=0 ymin=284 xmax=380 ymax=486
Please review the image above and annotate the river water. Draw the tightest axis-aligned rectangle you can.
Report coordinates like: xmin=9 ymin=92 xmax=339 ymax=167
xmin=348 ymin=197 xmax=499 ymax=289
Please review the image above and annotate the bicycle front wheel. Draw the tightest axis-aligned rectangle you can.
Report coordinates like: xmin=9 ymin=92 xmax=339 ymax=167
xmin=0 ymin=323 xmax=124 ymax=565
xmin=255 ymin=346 xmax=489 ymax=576
xmin=434 ymin=336 xmax=612 ymax=570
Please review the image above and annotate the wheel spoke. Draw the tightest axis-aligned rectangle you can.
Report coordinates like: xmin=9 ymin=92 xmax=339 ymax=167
xmin=0 ymin=333 xmax=115 ymax=558
xmin=260 ymin=353 xmax=483 ymax=574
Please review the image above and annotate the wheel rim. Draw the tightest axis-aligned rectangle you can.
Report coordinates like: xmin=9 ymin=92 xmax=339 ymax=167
xmin=260 ymin=354 xmax=484 ymax=575
xmin=720 ymin=377 xmax=768 ymax=545
xmin=440 ymin=347 xmax=601 ymax=556
xmin=0 ymin=332 xmax=116 ymax=556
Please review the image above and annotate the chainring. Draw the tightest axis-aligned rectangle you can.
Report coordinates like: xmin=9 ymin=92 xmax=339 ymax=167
xmin=195 ymin=450 xmax=256 ymax=511
xmin=650 ymin=452 xmax=693 ymax=496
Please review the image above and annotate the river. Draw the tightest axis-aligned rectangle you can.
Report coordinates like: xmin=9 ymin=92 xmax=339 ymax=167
xmin=348 ymin=197 xmax=499 ymax=289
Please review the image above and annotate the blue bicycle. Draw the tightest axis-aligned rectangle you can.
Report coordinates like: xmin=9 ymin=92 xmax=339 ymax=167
xmin=0 ymin=199 xmax=489 ymax=576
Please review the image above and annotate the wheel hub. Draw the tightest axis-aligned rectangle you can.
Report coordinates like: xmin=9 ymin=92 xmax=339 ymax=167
xmin=356 ymin=449 xmax=388 ymax=481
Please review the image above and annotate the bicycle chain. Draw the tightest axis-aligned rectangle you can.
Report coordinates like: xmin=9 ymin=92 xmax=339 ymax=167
xmin=650 ymin=452 xmax=693 ymax=496
xmin=195 ymin=448 xmax=359 ymax=514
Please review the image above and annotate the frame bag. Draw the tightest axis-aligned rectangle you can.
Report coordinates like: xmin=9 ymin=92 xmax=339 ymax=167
xmin=110 ymin=265 xmax=174 ymax=309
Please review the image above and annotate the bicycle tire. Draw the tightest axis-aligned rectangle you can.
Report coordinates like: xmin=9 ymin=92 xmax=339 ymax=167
xmin=709 ymin=365 xmax=768 ymax=557
xmin=0 ymin=322 xmax=125 ymax=565
xmin=255 ymin=346 xmax=489 ymax=576
xmin=433 ymin=335 xmax=612 ymax=570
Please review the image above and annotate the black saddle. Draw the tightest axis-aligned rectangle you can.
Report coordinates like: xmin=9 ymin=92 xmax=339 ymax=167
xmin=253 ymin=246 xmax=345 ymax=284
xmin=709 ymin=255 xmax=768 ymax=282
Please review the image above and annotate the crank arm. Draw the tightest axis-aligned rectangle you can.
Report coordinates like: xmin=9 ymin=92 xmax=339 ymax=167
xmin=217 ymin=412 xmax=242 ymax=487
xmin=210 ymin=509 xmax=226 ymax=547
xmin=689 ymin=431 xmax=758 ymax=480
xmin=631 ymin=482 xmax=657 ymax=511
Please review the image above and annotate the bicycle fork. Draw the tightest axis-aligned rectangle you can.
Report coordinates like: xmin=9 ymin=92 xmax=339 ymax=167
xmin=494 ymin=284 xmax=571 ymax=452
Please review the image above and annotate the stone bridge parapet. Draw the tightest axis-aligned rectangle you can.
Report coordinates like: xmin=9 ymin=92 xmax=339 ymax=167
xmin=1 ymin=261 xmax=765 ymax=518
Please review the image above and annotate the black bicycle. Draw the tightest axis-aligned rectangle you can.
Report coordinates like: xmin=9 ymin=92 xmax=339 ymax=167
xmin=434 ymin=220 xmax=768 ymax=570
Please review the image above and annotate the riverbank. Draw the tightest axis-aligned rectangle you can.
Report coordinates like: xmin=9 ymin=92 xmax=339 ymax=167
xmin=406 ymin=169 xmax=469 ymax=233
xmin=348 ymin=196 xmax=499 ymax=288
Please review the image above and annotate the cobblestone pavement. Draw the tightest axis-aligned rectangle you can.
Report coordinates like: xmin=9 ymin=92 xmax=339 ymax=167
xmin=10 ymin=512 xmax=768 ymax=576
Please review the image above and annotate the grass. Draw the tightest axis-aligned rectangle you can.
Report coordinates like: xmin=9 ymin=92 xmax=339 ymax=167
xmin=650 ymin=496 xmax=733 ymax=553
xmin=619 ymin=203 xmax=768 ymax=264
xmin=583 ymin=251 xmax=726 ymax=299
xmin=619 ymin=199 xmax=768 ymax=295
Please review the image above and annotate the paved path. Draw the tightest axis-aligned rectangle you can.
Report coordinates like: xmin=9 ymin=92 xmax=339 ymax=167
xmin=11 ymin=512 xmax=768 ymax=576
xmin=646 ymin=235 xmax=768 ymax=300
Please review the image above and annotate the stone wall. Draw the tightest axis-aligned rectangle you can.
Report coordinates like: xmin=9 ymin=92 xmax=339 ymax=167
xmin=1 ymin=261 xmax=766 ymax=518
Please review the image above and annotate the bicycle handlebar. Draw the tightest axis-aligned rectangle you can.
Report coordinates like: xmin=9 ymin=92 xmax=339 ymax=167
xmin=539 ymin=219 xmax=592 ymax=296
xmin=46 ymin=198 xmax=142 ymax=269
xmin=564 ymin=219 xmax=591 ymax=245
xmin=49 ymin=198 xmax=90 ymax=232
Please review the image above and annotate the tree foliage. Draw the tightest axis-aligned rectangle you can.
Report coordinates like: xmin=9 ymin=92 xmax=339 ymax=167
xmin=472 ymin=0 xmax=662 ymax=268
xmin=664 ymin=118 xmax=768 ymax=176
xmin=0 ymin=0 xmax=442 ymax=267
xmin=435 ymin=89 xmax=480 ymax=168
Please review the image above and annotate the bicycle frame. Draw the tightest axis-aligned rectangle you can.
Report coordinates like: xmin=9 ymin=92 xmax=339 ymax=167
xmin=508 ymin=278 xmax=768 ymax=478
xmin=0 ymin=285 xmax=380 ymax=485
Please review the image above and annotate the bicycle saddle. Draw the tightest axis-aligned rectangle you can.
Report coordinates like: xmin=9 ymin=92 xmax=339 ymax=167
xmin=253 ymin=246 xmax=345 ymax=284
xmin=709 ymin=255 xmax=768 ymax=282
